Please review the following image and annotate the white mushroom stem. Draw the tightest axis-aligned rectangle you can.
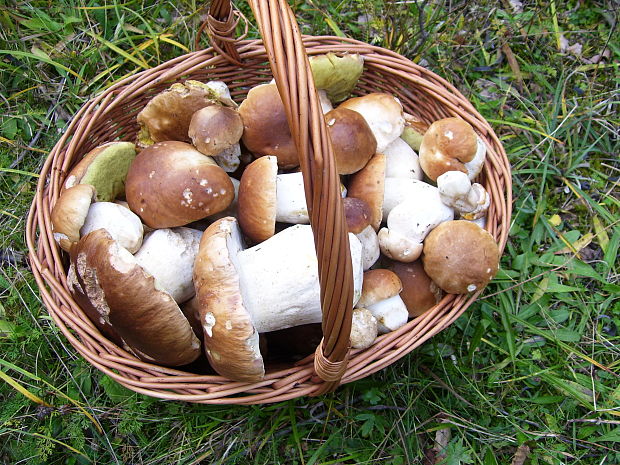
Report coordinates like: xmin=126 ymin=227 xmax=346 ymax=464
xmin=437 ymin=170 xmax=490 ymax=220
xmin=383 ymin=179 xmax=453 ymax=222
xmin=363 ymin=295 xmax=408 ymax=334
xmin=356 ymin=225 xmax=380 ymax=270
xmin=378 ymin=193 xmax=454 ymax=262
xmin=234 ymin=224 xmax=363 ymax=333
xmin=275 ymin=172 xmax=309 ymax=223
xmin=318 ymin=89 xmax=333 ymax=114
xmin=134 ymin=228 xmax=202 ymax=303
xmin=80 ymin=202 xmax=144 ymax=253
xmin=464 ymin=137 xmax=487 ymax=180
xmin=383 ymin=137 xmax=423 ymax=180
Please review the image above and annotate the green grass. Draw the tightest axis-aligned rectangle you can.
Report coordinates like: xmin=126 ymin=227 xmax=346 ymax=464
xmin=1 ymin=0 xmax=619 ymax=463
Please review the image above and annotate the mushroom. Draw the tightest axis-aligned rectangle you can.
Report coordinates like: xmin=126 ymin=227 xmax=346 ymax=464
xmin=339 ymin=93 xmax=405 ymax=152
xmin=401 ymin=113 xmax=429 ymax=152
xmin=125 ymin=141 xmax=234 ymax=228
xmin=188 ymin=105 xmax=244 ymax=172
xmin=418 ymin=117 xmax=487 ymax=182
xmin=437 ymin=170 xmax=490 ymax=220
xmin=317 ymin=90 xmax=333 ymax=114
xmin=134 ymin=228 xmax=202 ymax=304
xmin=80 ymin=202 xmax=144 ymax=254
xmin=383 ymin=259 xmax=442 ymax=317
xmin=137 ymin=80 xmax=236 ymax=147
xmin=350 ymin=308 xmax=378 ymax=349
xmin=343 ymin=197 xmax=380 ymax=270
xmin=309 ymin=52 xmax=364 ymax=103
xmin=193 ymin=217 xmax=364 ymax=382
xmin=382 ymin=179 xmax=453 ymax=222
xmin=70 ymin=229 xmax=201 ymax=366
xmin=51 ymin=184 xmax=96 ymax=251
xmin=422 ymin=220 xmax=500 ymax=294
xmin=325 ymin=107 xmax=377 ymax=175
xmin=378 ymin=183 xmax=454 ymax=262
xmin=355 ymin=269 xmax=408 ymax=334
xmin=238 ymin=83 xmax=298 ymax=169
xmin=62 ymin=141 xmax=137 ymax=202
xmin=383 ymin=137 xmax=423 ymax=180
xmin=347 ymin=152 xmax=386 ymax=230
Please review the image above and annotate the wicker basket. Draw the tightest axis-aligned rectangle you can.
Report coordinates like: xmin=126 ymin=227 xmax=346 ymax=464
xmin=26 ymin=0 xmax=512 ymax=404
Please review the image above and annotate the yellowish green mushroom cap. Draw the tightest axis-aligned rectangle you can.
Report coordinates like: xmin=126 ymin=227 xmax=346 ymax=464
xmin=309 ymin=53 xmax=364 ymax=103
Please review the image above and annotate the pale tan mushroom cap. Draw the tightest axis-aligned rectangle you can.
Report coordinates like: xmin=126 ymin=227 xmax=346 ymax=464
xmin=237 ymin=155 xmax=278 ymax=243
xmin=239 ymin=83 xmax=299 ymax=169
xmin=422 ymin=220 xmax=500 ymax=294
xmin=125 ymin=141 xmax=234 ymax=228
xmin=347 ymin=152 xmax=386 ymax=231
xmin=51 ymin=184 xmax=97 ymax=251
xmin=70 ymin=229 xmax=201 ymax=366
xmin=357 ymin=269 xmax=403 ymax=308
xmin=418 ymin=117 xmax=479 ymax=182
xmin=193 ymin=217 xmax=264 ymax=382
xmin=188 ymin=105 xmax=244 ymax=156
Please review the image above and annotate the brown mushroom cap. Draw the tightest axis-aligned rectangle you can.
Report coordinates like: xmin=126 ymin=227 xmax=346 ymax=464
xmin=343 ymin=197 xmax=372 ymax=234
xmin=238 ymin=83 xmax=298 ymax=169
xmin=193 ymin=217 xmax=264 ymax=382
xmin=347 ymin=152 xmax=386 ymax=231
xmin=125 ymin=141 xmax=234 ymax=228
xmin=357 ymin=269 xmax=403 ymax=308
xmin=418 ymin=117 xmax=478 ymax=182
xmin=188 ymin=105 xmax=244 ymax=156
xmin=422 ymin=220 xmax=500 ymax=294
xmin=383 ymin=259 xmax=442 ymax=317
xmin=325 ymin=107 xmax=377 ymax=174
xmin=70 ymin=229 xmax=201 ymax=366
xmin=237 ymin=155 xmax=278 ymax=243
xmin=63 ymin=141 xmax=137 ymax=202
xmin=137 ymin=80 xmax=235 ymax=146
xmin=51 ymin=184 xmax=96 ymax=251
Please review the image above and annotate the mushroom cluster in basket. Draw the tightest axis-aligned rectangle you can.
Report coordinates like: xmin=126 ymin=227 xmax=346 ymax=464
xmin=51 ymin=53 xmax=500 ymax=383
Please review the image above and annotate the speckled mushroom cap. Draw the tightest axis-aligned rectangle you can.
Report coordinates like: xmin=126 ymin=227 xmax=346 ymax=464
xmin=357 ymin=269 xmax=403 ymax=308
xmin=422 ymin=220 xmax=500 ymax=294
xmin=62 ymin=141 xmax=137 ymax=202
xmin=346 ymin=152 xmax=386 ymax=231
xmin=325 ymin=107 xmax=377 ymax=174
xmin=418 ymin=117 xmax=480 ymax=182
xmin=193 ymin=217 xmax=264 ymax=382
xmin=188 ymin=105 xmax=244 ymax=157
xmin=384 ymin=259 xmax=442 ymax=317
xmin=70 ymin=229 xmax=201 ymax=366
xmin=238 ymin=83 xmax=299 ymax=169
xmin=125 ymin=141 xmax=234 ymax=228
xmin=237 ymin=155 xmax=278 ymax=243
xmin=51 ymin=184 xmax=96 ymax=252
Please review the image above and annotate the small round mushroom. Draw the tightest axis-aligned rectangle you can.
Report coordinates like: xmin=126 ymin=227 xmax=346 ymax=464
xmin=70 ymin=229 xmax=201 ymax=366
xmin=125 ymin=141 xmax=234 ymax=228
xmin=62 ymin=141 xmax=137 ymax=202
xmin=355 ymin=269 xmax=408 ymax=334
xmin=350 ymin=308 xmax=378 ymax=349
xmin=134 ymin=228 xmax=202 ymax=304
xmin=80 ymin=202 xmax=144 ymax=254
xmin=51 ymin=184 xmax=97 ymax=251
xmin=339 ymin=93 xmax=405 ymax=152
xmin=324 ymin=107 xmax=377 ymax=175
xmin=418 ymin=117 xmax=487 ymax=182
xmin=343 ymin=197 xmax=380 ymax=270
xmin=137 ymin=80 xmax=236 ymax=147
xmin=238 ymin=83 xmax=298 ymax=169
xmin=422 ymin=220 xmax=500 ymax=294
xmin=383 ymin=259 xmax=442 ymax=317
xmin=437 ymin=170 xmax=490 ymax=220
xmin=193 ymin=217 xmax=364 ymax=382
xmin=188 ymin=105 xmax=244 ymax=172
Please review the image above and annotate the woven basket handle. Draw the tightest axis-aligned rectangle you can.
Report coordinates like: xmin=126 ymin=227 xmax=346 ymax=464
xmin=206 ymin=0 xmax=354 ymax=392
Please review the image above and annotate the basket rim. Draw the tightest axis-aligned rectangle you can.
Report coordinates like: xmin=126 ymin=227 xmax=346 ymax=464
xmin=26 ymin=34 xmax=512 ymax=404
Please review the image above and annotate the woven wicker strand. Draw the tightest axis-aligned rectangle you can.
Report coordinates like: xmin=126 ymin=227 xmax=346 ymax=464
xmin=26 ymin=1 xmax=512 ymax=404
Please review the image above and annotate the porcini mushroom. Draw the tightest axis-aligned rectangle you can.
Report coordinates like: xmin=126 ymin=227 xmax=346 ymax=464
xmin=309 ymin=52 xmax=364 ymax=103
xmin=325 ymin=107 xmax=377 ymax=175
xmin=355 ymin=269 xmax=408 ymax=334
xmin=343 ymin=197 xmax=380 ymax=270
xmin=347 ymin=153 xmax=386 ymax=230
xmin=80 ymin=202 xmax=144 ymax=254
xmin=51 ymin=184 xmax=96 ymax=251
xmin=350 ymin=308 xmax=378 ymax=349
xmin=125 ymin=141 xmax=234 ymax=228
xmin=193 ymin=217 xmax=364 ymax=381
xmin=384 ymin=259 xmax=442 ymax=317
xmin=437 ymin=170 xmax=490 ymax=220
xmin=70 ymin=229 xmax=201 ymax=366
xmin=422 ymin=220 xmax=500 ymax=294
xmin=383 ymin=137 xmax=423 ymax=181
xmin=418 ymin=117 xmax=487 ymax=182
